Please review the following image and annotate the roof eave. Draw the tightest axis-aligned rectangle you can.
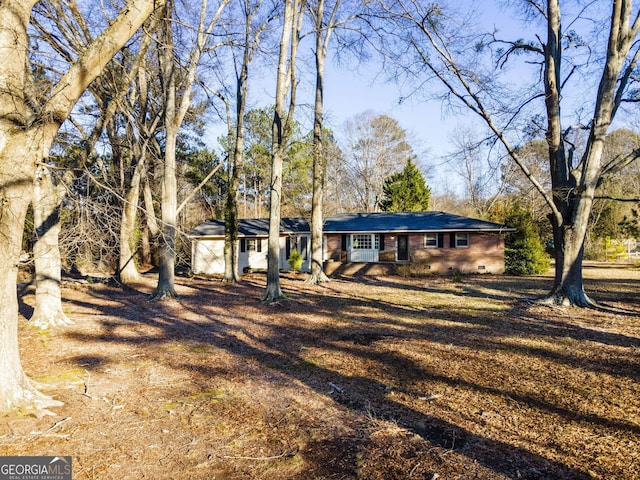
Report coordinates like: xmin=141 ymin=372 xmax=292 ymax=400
xmin=322 ymin=228 xmax=515 ymax=234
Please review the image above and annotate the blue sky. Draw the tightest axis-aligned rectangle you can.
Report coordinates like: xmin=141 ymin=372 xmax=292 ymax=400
xmin=205 ymin=1 xmax=619 ymax=197
xmin=205 ymin=6 xmax=493 ymax=197
xmin=321 ymin=60 xmax=456 ymax=171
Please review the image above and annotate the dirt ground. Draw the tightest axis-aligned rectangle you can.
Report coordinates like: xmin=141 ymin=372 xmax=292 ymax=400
xmin=1 ymin=263 xmax=639 ymax=479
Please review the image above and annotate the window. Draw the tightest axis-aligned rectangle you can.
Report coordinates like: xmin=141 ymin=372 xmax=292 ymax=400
xmin=455 ymin=232 xmax=469 ymax=248
xmin=425 ymin=233 xmax=438 ymax=248
xmin=352 ymin=234 xmax=373 ymax=249
xmin=241 ymin=238 xmax=262 ymax=252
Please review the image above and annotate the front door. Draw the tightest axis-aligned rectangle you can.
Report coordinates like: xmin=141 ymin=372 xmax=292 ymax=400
xmin=397 ymin=235 xmax=409 ymax=261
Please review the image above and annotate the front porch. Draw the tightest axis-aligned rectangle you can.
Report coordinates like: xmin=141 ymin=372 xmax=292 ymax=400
xmin=324 ymin=232 xmax=409 ymax=264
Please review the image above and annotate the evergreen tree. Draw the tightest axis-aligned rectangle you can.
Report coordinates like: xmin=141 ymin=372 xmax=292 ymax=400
xmin=619 ymin=208 xmax=640 ymax=240
xmin=495 ymin=202 xmax=551 ymax=275
xmin=378 ymin=159 xmax=431 ymax=212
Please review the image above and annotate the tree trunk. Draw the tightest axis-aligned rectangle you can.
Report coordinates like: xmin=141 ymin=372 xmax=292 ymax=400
xmin=546 ymin=211 xmax=592 ymax=306
xmin=153 ymin=2 xmax=178 ymax=299
xmin=264 ymin=147 xmax=286 ymax=301
xmin=153 ymin=127 xmax=178 ymax=299
xmin=307 ymin=0 xmax=332 ymax=285
xmin=0 ymin=0 xmax=163 ymax=414
xmin=0 ymin=133 xmax=63 ymax=414
xmin=224 ymin=82 xmax=242 ymax=284
xmin=143 ymin=172 xmax=160 ymax=268
xmin=30 ymin=166 xmax=73 ymax=329
xmin=224 ymin=60 xmax=250 ymax=283
xmin=223 ymin=176 xmax=240 ymax=282
xmin=263 ymin=0 xmax=296 ymax=303
xmin=118 ymin=156 xmax=144 ymax=285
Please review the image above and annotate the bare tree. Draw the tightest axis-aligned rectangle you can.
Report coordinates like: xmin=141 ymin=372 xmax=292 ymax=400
xmin=306 ymin=0 xmax=345 ymax=284
xmin=263 ymin=0 xmax=304 ymax=302
xmin=153 ymin=0 xmax=230 ymax=299
xmin=218 ymin=0 xmax=276 ymax=283
xmin=369 ymin=0 xmax=640 ymax=306
xmin=447 ymin=126 xmax=509 ymax=219
xmin=0 ymin=0 xmax=163 ymax=415
xmin=341 ymin=111 xmax=416 ymax=212
xmin=30 ymin=5 xmax=163 ymax=291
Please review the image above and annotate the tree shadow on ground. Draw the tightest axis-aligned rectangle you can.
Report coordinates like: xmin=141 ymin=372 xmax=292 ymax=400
xmin=54 ymin=272 xmax=640 ymax=479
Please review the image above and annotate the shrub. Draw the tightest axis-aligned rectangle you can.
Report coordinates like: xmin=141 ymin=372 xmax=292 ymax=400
xmin=395 ymin=255 xmax=432 ymax=277
xmin=495 ymin=201 xmax=551 ymax=275
xmin=287 ymin=250 xmax=303 ymax=271
xmin=505 ymin=242 xmax=550 ymax=275
xmin=504 ymin=220 xmax=550 ymax=275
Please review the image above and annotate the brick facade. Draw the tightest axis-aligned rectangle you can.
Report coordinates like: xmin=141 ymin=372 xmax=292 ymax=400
xmin=409 ymin=233 xmax=505 ymax=274
xmin=325 ymin=232 xmax=505 ymax=274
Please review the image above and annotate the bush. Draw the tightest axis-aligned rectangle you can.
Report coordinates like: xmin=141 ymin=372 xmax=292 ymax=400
xmin=395 ymin=255 xmax=433 ymax=277
xmin=497 ymin=201 xmax=551 ymax=275
xmin=287 ymin=250 xmax=303 ymax=271
xmin=505 ymin=243 xmax=550 ymax=275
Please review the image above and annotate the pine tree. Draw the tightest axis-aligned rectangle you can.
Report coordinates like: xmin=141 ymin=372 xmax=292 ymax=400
xmin=378 ymin=159 xmax=431 ymax=212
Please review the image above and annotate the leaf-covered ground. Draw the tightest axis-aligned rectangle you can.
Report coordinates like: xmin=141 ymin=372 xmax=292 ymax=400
xmin=2 ymin=263 xmax=639 ymax=479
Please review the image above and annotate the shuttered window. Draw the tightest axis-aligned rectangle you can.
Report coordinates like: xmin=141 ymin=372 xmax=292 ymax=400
xmin=425 ymin=233 xmax=437 ymax=248
xmin=241 ymin=238 xmax=262 ymax=252
xmin=455 ymin=232 xmax=469 ymax=248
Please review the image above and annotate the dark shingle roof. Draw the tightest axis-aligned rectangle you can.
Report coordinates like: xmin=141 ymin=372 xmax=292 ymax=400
xmin=189 ymin=212 xmax=514 ymax=238
xmin=322 ymin=212 xmax=513 ymax=233
xmin=188 ymin=217 xmax=310 ymax=237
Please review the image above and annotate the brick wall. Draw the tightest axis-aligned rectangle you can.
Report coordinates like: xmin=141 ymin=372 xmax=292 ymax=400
xmin=325 ymin=234 xmax=345 ymax=262
xmin=324 ymin=232 xmax=505 ymax=274
xmin=410 ymin=233 xmax=505 ymax=274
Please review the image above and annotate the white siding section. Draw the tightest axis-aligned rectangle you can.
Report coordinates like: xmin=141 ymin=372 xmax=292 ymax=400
xmin=239 ymin=238 xmax=268 ymax=272
xmin=349 ymin=249 xmax=379 ymax=262
xmin=192 ymin=239 xmax=225 ymax=274
xmin=192 ymin=235 xmax=312 ymax=274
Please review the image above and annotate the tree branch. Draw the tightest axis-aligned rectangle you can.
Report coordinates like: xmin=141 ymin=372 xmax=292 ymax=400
xmin=594 ymin=195 xmax=640 ymax=202
xmin=43 ymin=0 xmax=164 ymax=124
xmin=176 ymin=162 xmax=224 ymax=215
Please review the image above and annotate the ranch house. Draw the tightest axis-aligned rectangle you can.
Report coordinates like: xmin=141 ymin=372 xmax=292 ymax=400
xmin=189 ymin=211 xmax=514 ymax=275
